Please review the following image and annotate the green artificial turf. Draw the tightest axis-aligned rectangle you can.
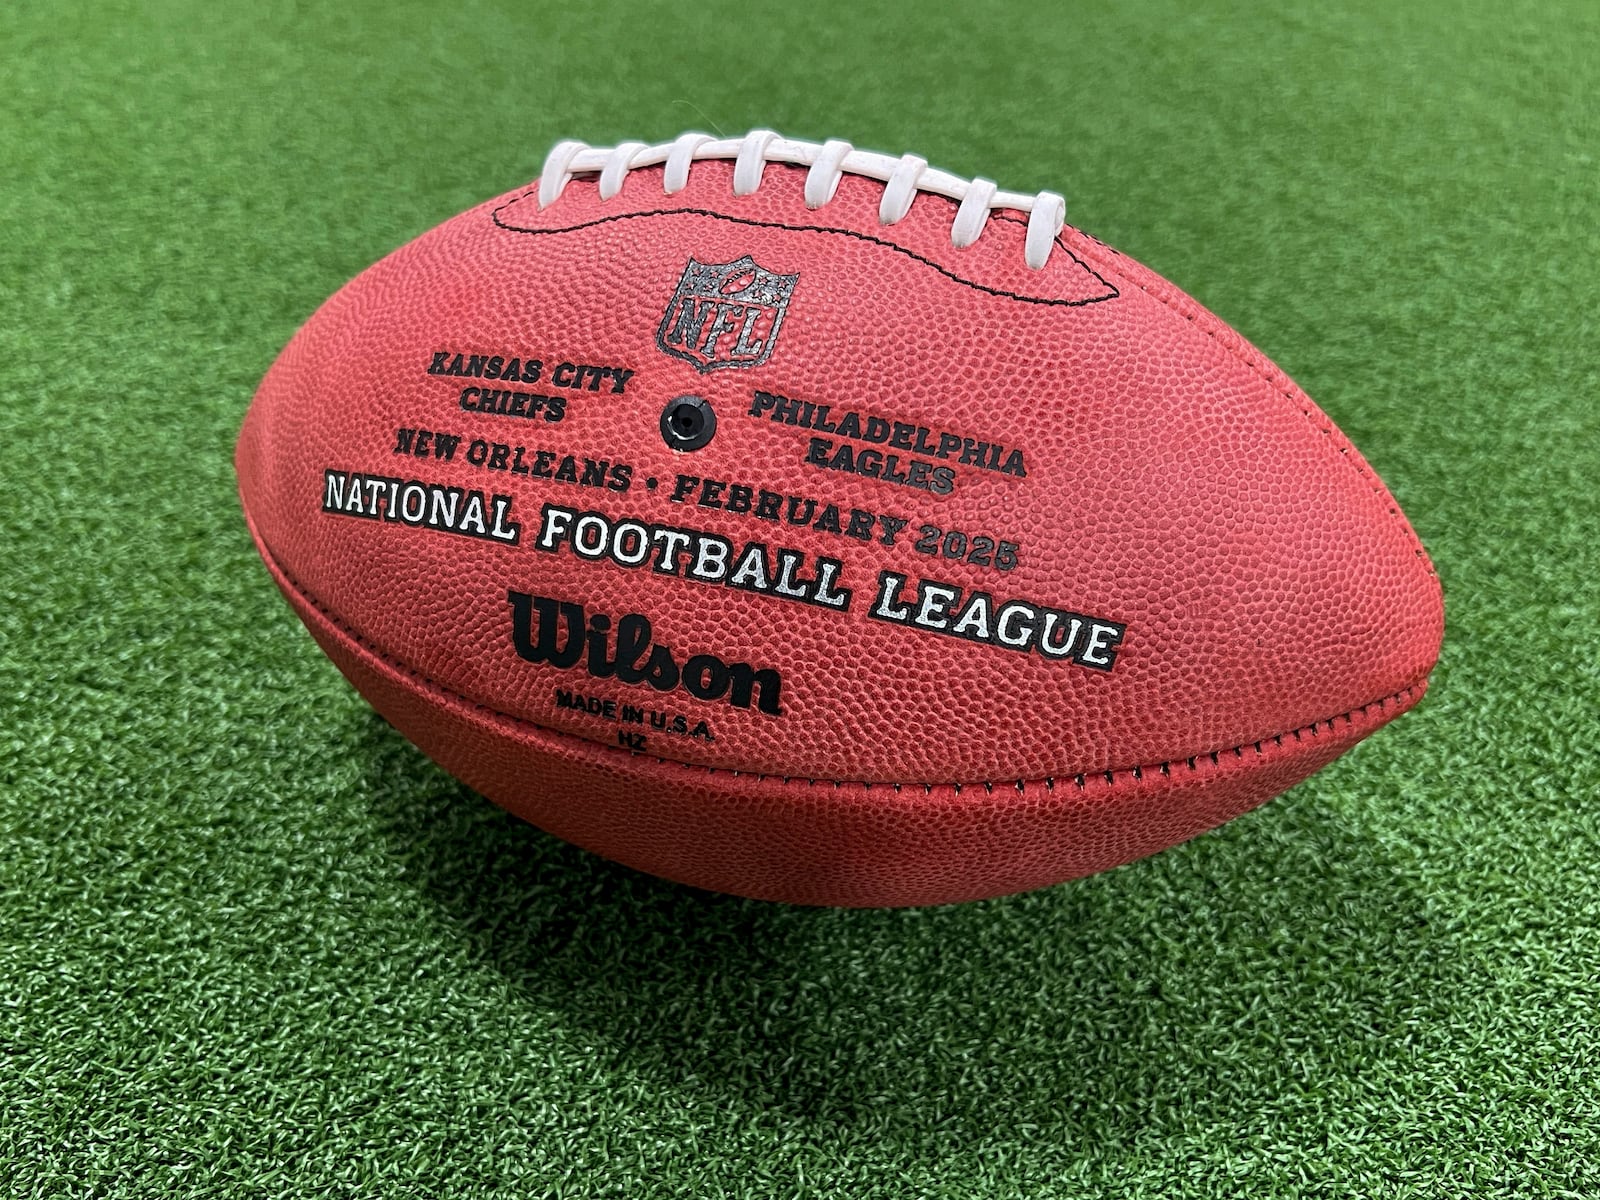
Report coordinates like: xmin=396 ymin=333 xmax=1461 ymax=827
xmin=3 ymin=0 xmax=1598 ymax=1195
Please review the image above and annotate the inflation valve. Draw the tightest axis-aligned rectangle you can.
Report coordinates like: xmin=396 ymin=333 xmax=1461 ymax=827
xmin=660 ymin=394 xmax=717 ymax=451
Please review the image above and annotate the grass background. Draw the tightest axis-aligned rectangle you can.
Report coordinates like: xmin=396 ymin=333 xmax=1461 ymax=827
xmin=2 ymin=0 xmax=1597 ymax=1195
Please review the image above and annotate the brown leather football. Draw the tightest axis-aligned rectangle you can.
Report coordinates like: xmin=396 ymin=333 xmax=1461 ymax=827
xmin=236 ymin=132 xmax=1443 ymax=905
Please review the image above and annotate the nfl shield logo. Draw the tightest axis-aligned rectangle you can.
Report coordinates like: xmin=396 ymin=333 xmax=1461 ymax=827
xmin=656 ymin=255 xmax=799 ymax=372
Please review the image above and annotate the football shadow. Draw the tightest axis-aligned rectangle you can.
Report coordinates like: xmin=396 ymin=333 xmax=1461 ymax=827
xmin=358 ymin=709 xmax=1454 ymax=1153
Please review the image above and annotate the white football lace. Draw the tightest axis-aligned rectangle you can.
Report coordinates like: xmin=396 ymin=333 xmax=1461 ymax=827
xmin=536 ymin=130 xmax=1069 ymax=271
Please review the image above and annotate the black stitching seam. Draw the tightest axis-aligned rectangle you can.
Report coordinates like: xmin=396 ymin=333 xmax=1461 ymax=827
xmin=490 ymin=192 xmax=1120 ymax=308
xmin=1065 ymin=234 xmax=1439 ymax=579
xmin=257 ymin=531 xmax=1427 ymax=795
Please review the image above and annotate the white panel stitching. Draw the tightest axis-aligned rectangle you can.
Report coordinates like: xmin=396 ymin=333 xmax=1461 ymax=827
xmin=537 ymin=131 xmax=1070 ymax=270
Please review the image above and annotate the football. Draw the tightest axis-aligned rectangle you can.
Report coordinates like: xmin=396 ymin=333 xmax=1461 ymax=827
xmin=236 ymin=131 xmax=1444 ymax=906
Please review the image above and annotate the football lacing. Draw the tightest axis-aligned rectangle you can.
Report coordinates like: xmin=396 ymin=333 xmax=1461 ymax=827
xmin=536 ymin=130 xmax=1069 ymax=271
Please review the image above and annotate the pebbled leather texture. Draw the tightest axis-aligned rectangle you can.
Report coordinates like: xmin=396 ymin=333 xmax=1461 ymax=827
xmin=236 ymin=151 xmax=1444 ymax=906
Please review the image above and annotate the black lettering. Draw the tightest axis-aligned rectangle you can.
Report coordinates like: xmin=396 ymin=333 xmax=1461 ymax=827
xmin=641 ymin=644 xmax=679 ymax=691
xmin=726 ymin=663 xmax=782 ymax=716
xmin=508 ymin=591 xmax=584 ymax=668
xmin=612 ymin=613 xmax=654 ymax=683
xmin=771 ymin=393 xmax=803 ymax=424
xmin=585 ymin=613 xmax=615 ymax=677
xmin=682 ymin=655 xmax=729 ymax=702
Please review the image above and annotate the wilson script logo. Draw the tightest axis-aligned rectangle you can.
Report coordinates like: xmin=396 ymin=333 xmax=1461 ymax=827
xmin=507 ymin=591 xmax=783 ymax=715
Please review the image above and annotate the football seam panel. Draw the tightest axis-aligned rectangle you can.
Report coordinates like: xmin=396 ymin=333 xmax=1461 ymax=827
xmin=489 ymin=197 xmax=1121 ymax=308
xmin=1066 ymin=235 xmax=1438 ymax=581
xmin=252 ymin=521 xmax=1427 ymax=796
